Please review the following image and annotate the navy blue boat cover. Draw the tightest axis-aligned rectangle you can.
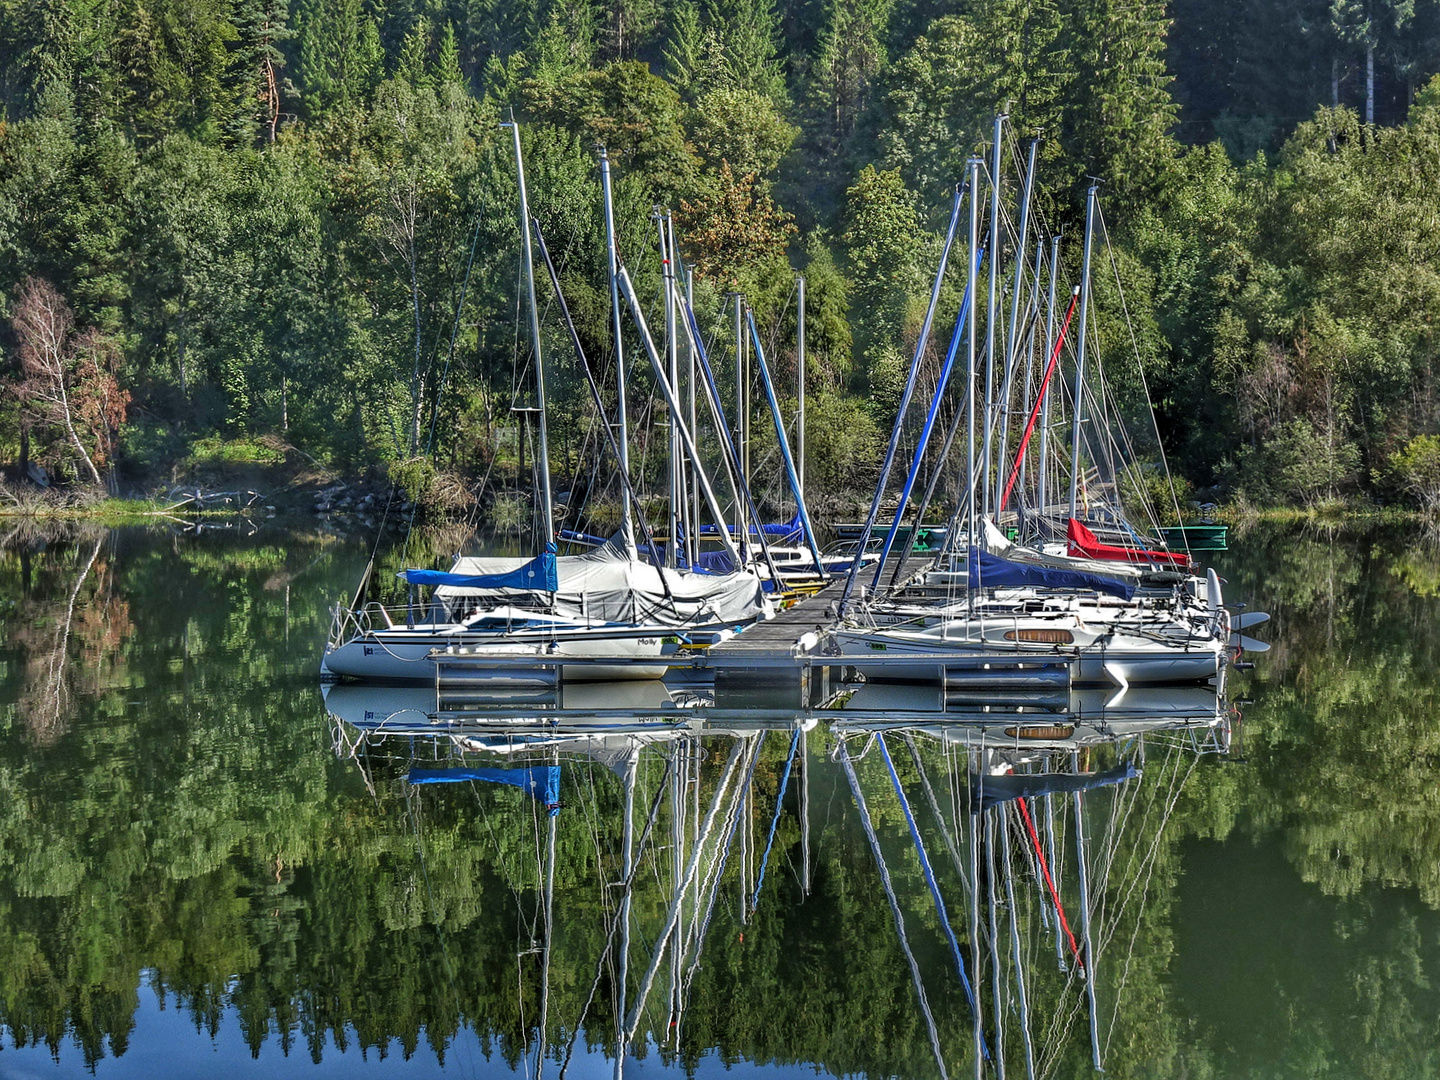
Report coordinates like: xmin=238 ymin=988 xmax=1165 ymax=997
xmin=968 ymin=547 xmax=1136 ymax=600
xmin=399 ymin=543 xmax=559 ymax=592
xmin=969 ymin=761 xmax=1140 ymax=811
xmin=408 ymin=764 xmax=562 ymax=814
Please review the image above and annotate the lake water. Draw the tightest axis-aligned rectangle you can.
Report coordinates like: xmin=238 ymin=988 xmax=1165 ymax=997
xmin=1 ymin=520 xmax=1438 ymax=1079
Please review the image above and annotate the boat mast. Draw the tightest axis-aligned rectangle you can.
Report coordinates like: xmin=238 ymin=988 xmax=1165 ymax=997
xmin=538 ymin=799 xmax=557 ymax=1080
xmin=1039 ymin=235 xmax=1061 ymax=522
xmin=836 ymin=184 xmax=964 ymax=613
xmin=1074 ymin=768 xmax=1103 ymax=1071
xmin=1069 ymin=185 xmax=1098 ymax=521
xmin=982 ymin=112 xmax=1005 ymax=518
xmin=1014 ymin=237 xmax=1045 ymax=512
xmin=966 ymin=156 xmax=980 ymax=610
xmin=614 ymin=748 xmax=638 ymax=1080
xmin=505 ymin=117 xmax=554 ymax=545
xmin=733 ymin=297 xmax=746 ymax=542
xmin=686 ymin=266 xmax=699 ymax=569
xmin=599 ymin=148 xmax=635 ymax=552
xmin=995 ymin=137 xmax=1039 ymax=514
xmin=796 ymin=274 xmax=806 ymax=504
xmin=657 ymin=209 xmax=679 ymax=568
xmin=615 ymin=265 xmax=745 ymax=569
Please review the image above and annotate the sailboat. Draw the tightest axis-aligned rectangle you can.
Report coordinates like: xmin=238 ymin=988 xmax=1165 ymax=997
xmin=828 ymin=125 xmax=1254 ymax=687
xmin=322 ymin=127 xmax=775 ymax=685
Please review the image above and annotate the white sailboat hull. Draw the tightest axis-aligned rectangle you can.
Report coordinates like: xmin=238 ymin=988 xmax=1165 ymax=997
xmin=831 ymin=624 xmax=1223 ymax=686
xmin=322 ymin=627 xmax=671 ymax=684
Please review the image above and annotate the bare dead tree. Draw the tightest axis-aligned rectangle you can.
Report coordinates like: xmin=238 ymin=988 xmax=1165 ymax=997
xmin=10 ymin=278 xmax=129 ymax=492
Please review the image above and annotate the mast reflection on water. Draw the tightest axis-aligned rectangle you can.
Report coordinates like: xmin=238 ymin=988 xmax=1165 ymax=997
xmin=326 ymin=673 xmax=1232 ymax=1078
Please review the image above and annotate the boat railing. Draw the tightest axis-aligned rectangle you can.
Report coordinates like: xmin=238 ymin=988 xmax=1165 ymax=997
xmin=329 ymin=599 xmax=441 ymax=646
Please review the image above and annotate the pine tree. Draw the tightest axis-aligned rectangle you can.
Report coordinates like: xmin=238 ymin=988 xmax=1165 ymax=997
xmin=1059 ymin=0 xmax=1176 ymax=206
xmin=713 ymin=0 xmax=787 ymax=104
xmin=395 ymin=18 xmax=432 ymax=88
xmin=433 ymin=22 xmax=465 ymax=91
xmin=803 ymin=0 xmax=895 ymax=161
xmin=663 ymin=0 xmax=709 ymax=95
xmin=529 ymin=0 xmax=600 ymax=81
xmin=230 ymin=0 xmax=294 ymax=144
xmin=876 ymin=0 xmax=1064 ymax=206
xmin=296 ymin=0 xmax=383 ymax=115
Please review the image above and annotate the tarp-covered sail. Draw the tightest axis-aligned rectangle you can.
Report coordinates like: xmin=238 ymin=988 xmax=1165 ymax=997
xmin=968 ymin=548 xmax=1137 ymax=601
xmin=1067 ymin=518 xmax=1191 ymax=570
xmin=399 ymin=543 xmax=559 ymax=592
xmin=981 ymin=518 xmax=1142 ymax=580
xmin=427 ymin=537 xmax=771 ymax=629
xmin=408 ymin=763 xmax=562 ymax=815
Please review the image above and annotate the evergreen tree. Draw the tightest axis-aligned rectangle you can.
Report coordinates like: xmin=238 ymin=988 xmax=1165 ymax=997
xmin=1330 ymin=0 xmax=1415 ymax=121
xmin=433 ymin=21 xmax=465 ymax=92
xmin=394 ymin=17 xmax=432 ymax=88
xmin=663 ymin=0 xmax=709 ymax=95
xmin=711 ymin=0 xmax=787 ymax=104
xmin=1060 ymin=0 xmax=1177 ymax=206
xmin=0 ymin=0 xmax=77 ymax=117
xmin=799 ymin=0 xmax=895 ymax=206
xmin=876 ymin=0 xmax=1065 ymax=208
xmin=840 ymin=164 xmax=922 ymax=375
xmin=230 ymin=0 xmax=294 ymax=144
xmin=295 ymin=0 xmax=383 ymax=116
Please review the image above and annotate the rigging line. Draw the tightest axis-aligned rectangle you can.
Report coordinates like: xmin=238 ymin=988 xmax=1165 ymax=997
xmin=878 ymin=736 xmax=987 ymax=1042
xmin=1016 ymin=796 xmax=1084 ymax=968
xmin=839 ymin=740 xmax=951 ymax=1080
xmin=622 ymin=739 xmax=749 ymax=1044
xmin=680 ymin=739 xmax=762 ymax=995
xmin=1097 ymin=744 xmax=1193 ymax=957
xmin=556 ymin=755 xmax=674 ymax=1080
xmin=1093 ymin=745 xmax=1157 ymax=902
xmin=750 ymin=728 xmax=801 ymax=913
xmin=1102 ymin=752 xmax=1202 ymax=1059
xmin=1096 ymin=206 xmax=1189 ymax=544
xmin=1002 ymin=803 xmax=1038 ymax=1080
xmin=904 ymin=737 xmax=970 ymax=899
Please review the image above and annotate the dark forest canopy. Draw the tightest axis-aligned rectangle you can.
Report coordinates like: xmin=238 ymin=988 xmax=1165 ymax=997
xmin=1 ymin=0 xmax=1439 ymax=509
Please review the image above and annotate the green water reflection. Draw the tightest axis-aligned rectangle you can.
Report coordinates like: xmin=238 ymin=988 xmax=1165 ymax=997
xmin=0 ymin=522 xmax=1436 ymax=1077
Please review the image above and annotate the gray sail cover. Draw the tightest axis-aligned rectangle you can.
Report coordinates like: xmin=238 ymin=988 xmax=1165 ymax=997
xmin=434 ymin=540 xmax=773 ymax=628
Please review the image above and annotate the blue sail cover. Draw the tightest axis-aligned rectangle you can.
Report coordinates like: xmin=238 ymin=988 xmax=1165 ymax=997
xmin=695 ymin=512 xmax=803 ymax=543
xmin=399 ymin=544 xmax=559 ymax=592
xmin=408 ymin=764 xmax=562 ymax=815
xmin=968 ymin=548 xmax=1136 ymax=601
xmin=970 ymin=761 xmax=1140 ymax=812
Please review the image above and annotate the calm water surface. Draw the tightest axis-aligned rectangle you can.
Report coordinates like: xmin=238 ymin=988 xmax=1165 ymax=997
xmin=1 ymin=520 xmax=1438 ymax=1078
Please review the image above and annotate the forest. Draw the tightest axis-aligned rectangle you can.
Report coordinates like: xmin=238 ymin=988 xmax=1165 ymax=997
xmin=2 ymin=0 xmax=1440 ymax=512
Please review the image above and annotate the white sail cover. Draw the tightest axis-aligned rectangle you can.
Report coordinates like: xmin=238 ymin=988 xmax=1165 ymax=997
xmin=433 ymin=540 xmax=773 ymax=629
xmin=982 ymin=518 xmax=1143 ymax=579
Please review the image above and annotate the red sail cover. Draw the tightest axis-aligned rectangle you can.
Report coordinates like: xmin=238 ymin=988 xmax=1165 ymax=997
xmin=1067 ymin=518 xmax=1192 ymax=569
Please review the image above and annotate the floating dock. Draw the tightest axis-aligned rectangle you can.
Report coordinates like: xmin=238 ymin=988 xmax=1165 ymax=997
xmin=422 ymin=558 xmax=1095 ymax=704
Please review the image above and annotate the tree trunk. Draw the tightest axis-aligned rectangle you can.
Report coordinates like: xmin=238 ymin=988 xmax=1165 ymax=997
xmin=1332 ymin=56 xmax=1340 ymax=107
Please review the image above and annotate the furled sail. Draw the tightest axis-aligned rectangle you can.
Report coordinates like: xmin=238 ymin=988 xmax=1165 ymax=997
xmin=1067 ymin=519 xmax=1191 ymax=569
xmin=968 ymin=547 xmax=1137 ymax=601
xmin=399 ymin=544 xmax=559 ymax=592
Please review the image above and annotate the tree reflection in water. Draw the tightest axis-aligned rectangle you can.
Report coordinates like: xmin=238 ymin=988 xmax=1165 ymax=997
xmin=3 ymin=523 xmax=1440 ymax=1077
